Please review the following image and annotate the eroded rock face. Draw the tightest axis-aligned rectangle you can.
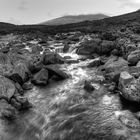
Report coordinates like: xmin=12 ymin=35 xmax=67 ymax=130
xmin=0 ymin=75 xmax=16 ymax=101
xmin=119 ymin=71 xmax=140 ymax=102
xmin=32 ymin=68 xmax=49 ymax=86
xmin=127 ymin=50 xmax=140 ymax=65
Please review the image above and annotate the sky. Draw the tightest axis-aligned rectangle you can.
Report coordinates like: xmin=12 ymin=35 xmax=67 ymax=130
xmin=0 ymin=0 xmax=140 ymax=25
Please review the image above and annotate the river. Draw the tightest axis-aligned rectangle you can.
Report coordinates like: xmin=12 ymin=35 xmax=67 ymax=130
xmin=0 ymin=52 xmax=140 ymax=140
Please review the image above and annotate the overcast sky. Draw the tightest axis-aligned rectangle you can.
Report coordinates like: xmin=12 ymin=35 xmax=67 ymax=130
xmin=0 ymin=0 xmax=140 ymax=25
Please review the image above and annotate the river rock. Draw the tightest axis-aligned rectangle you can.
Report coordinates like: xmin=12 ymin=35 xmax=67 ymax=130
xmin=45 ymin=65 xmax=69 ymax=80
xmin=7 ymin=62 xmax=30 ymax=85
xmin=63 ymin=42 xmax=70 ymax=53
xmin=127 ymin=50 xmax=140 ymax=65
xmin=11 ymin=96 xmax=32 ymax=110
xmin=116 ymin=110 xmax=140 ymax=129
xmin=0 ymin=75 xmax=16 ymax=101
xmin=0 ymin=53 xmax=13 ymax=76
xmin=32 ymin=68 xmax=49 ymax=86
xmin=87 ymin=58 xmax=102 ymax=68
xmin=136 ymin=61 xmax=140 ymax=67
xmin=42 ymin=52 xmax=65 ymax=65
xmin=84 ymin=80 xmax=95 ymax=92
xmin=103 ymin=56 xmax=128 ymax=83
xmin=32 ymin=45 xmax=43 ymax=54
xmin=100 ymin=40 xmax=115 ymax=55
xmin=22 ymin=81 xmax=33 ymax=90
xmin=28 ymin=55 xmax=43 ymax=73
xmin=119 ymin=71 xmax=140 ymax=102
xmin=104 ymin=56 xmax=128 ymax=73
xmin=13 ymin=62 xmax=30 ymax=82
xmin=0 ymin=99 xmax=17 ymax=120
xmin=76 ymin=39 xmax=101 ymax=55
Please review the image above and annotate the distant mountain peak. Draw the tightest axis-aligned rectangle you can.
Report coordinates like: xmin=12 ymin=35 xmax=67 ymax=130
xmin=40 ymin=14 xmax=109 ymax=25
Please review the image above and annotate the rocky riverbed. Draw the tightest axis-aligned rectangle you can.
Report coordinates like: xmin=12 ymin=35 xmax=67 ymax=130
xmin=0 ymin=32 xmax=140 ymax=140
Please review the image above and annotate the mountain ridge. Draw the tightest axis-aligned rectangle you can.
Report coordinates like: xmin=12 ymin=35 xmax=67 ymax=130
xmin=40 ymin=14 xmax=109 ymax=25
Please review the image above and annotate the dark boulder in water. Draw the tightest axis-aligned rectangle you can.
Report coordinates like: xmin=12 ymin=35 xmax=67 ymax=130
xmin=76 ymin=39 xmax=101 ymax=55
xmin=42 ymin=52 xmax=65 ymax=65
xmin=31 ymin=68 xmax=49 ymax=86
xmin=63 ymin=42 xmax=70 ymax=53
xmin=84 ymin=80 xmax=95 ymax=92
xmin=45 ymin=64 xmax=70 ymax=80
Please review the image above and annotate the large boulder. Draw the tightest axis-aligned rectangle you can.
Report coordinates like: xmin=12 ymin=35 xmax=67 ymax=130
xmin=84 ymin=80 xmax=95 ymax=92
xmin=100 ymin=40 xmax=115 ymax=55
xmin=7 ymin=62 xmax=30 ymax=85
xmin=104 ymin=56 xmax=128 ymax=73
xmin=45 ymin=65 xmax=70 ymax=80
xmin=0 ymin=76 xmax=16 ymax=101
xmin=103 ymin=56 xmax=128 ymax=83
xmin=42 ymin=52 xmax=65 ymax=65
xmin=0 ymin=52 xmax=13 ymax=76
xmin=0 ymin=99 xmax=17 ymax=120
xmin=119 ymin=71 xmax=140 ymax=102
xmin=28 ymin=54 xmax=43 ymax=73
xmin=116 ymin=110 xmax=140 ymax=130
xmin=32 ymin=45 xmax=43 ymax=54
xmin=63 ymin=42 xmax=70 ymax=53
xmin=8 ymin=49 xmax=32 ymax=64
xmin=127 ymin=50 xmax=140 ymax=65
xmin=31 ymin=68 xmax=49 ymax=86
xmin=87 ymin=58 xmax=102 ymax=68
xmin=10 ymin=96 xmax=32 ymax=110
xmin=76 ymin=39 xmax=101 ymax=55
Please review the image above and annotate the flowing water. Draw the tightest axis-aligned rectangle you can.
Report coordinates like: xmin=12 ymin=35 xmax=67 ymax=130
xmin=0 ymin=52 xmax=140 ymax=140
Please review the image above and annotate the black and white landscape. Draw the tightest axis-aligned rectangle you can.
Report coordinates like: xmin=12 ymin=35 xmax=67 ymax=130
xmin=1 ymin=0 xmax=140 ymax=140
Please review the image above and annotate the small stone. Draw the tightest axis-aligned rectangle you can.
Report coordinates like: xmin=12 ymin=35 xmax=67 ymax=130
xmin=84 ymin=80 xmax=95 ymax=92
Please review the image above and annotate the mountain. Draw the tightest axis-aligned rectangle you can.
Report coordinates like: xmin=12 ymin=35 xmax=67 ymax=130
xmin=40 ymin=14 xmax=109 ymax=25
xmin=1 ymin=10 xmax=140 ymax=35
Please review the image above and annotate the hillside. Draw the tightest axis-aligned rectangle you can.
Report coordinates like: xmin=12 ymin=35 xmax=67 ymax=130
xmin=40 ymin=14 xmax=109 ymax=25
xmin=0 ymin=10 xmax=140 ymax=35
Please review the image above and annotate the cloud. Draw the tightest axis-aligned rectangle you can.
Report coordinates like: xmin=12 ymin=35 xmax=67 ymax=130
xmin=117 ymin=0 xmax=140 ymax=8
xmin=18 ymin=0 xmax=28 ymax=11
